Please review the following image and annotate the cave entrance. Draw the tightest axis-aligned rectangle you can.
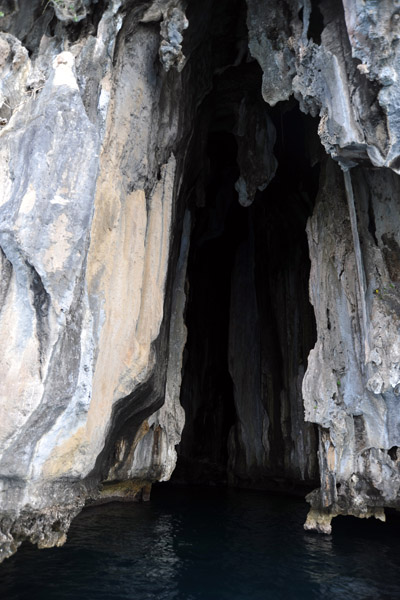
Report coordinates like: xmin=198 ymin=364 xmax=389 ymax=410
xmin=173 ymin=5 xmax=320 ymax=492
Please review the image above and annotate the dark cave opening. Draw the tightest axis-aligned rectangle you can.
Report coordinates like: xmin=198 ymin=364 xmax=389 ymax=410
xmin=173 ymin=55 xmax=320 ymax=492
xmin=175 ymin=130 xmax=245 ymax=484
xmin=308 ymin=0 xmax=324 ymax=45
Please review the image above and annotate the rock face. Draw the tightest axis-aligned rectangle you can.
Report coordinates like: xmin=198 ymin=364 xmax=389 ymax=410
xmin=1 ymin=0 xmax=400 ymax=560
xmin=0 ymin=0 xmax=195 ymax=560
xmin=303 ymin=162 xmax=400 ymax=533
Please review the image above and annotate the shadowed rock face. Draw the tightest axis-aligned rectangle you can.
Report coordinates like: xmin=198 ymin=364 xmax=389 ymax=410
xmin=1 ymin=0 xmax=400 ymax=559
xmin=174 ymin=100 xmax=319 ymax=491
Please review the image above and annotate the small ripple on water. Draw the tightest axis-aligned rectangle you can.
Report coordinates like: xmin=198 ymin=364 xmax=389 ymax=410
xmin=1 ymin=487 xmax=400 ymax=600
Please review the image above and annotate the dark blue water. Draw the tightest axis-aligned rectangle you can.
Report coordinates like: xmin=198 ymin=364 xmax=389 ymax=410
xmin=1 ymin=485 xmax=399 ymax=600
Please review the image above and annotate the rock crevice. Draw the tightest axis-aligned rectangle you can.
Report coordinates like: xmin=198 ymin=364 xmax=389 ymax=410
xmin=1 ymin=0 xmax=400 ymax=559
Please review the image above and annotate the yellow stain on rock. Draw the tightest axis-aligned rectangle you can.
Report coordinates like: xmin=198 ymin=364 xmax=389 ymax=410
xmin=43 ymin=213 xmax=74 ymax=273
xmin=327 ymin=445 xmax=336 ymax=471
xmin=42 ymin=51 xmax=176 ymax=479
xmin=42 ymin=426 xmax=86 ymax=478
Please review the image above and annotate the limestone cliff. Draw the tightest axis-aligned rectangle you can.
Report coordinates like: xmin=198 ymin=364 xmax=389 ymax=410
xmin=0 ymin=0 xmax=195 ymax=560
xmin=1 ymin=0 xmax=400 ymax=559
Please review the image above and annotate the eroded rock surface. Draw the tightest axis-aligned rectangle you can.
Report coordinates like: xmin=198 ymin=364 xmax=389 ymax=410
xmin=244 ymin=0 xmax=400 ymax=532
xmin=303 ymin=161 xmax=400 ymax=533
xmin=0 ymin=0 xmax=194 ymax=560
xmin=1 ymin=0 xmax=400 ymax=560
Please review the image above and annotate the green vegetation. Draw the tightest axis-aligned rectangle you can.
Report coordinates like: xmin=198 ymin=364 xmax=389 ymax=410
xmin=374 ymin=283 xmax=397 ymax=298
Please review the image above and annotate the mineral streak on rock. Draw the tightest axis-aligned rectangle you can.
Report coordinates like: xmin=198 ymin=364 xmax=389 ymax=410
xmin=0 ymin=0 xmax=192 ymax=560
xmin=1 ymin=0 xmax=400 ymax=560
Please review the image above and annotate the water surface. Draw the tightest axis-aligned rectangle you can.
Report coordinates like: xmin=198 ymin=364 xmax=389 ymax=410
xmin=1 ymin=485 xmax=399 ymax=599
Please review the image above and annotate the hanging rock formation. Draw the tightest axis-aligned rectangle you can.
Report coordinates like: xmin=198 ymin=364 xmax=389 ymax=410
xmin=1 ymin=0 xmax=400 ymax=559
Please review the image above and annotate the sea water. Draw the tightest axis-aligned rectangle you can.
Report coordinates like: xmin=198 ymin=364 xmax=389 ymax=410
xmin=0 ymin=485 xmax=399 ymax=599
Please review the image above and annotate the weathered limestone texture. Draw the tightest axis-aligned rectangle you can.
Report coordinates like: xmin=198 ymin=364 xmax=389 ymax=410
xmin=0 ymin=0 xmax=193 ymax=560
xmin=1 ymin=0 xmax=400 ymax=560
xmin=246 ymin=0 xmax=390 ymax=168
xmin=103 ymin=210 xmax=190 ymax=485
xmin=303 ymin=161 xmax=400 ymax=533
xmin=243 ymin=0 xmax=400 ymax=530
xmin=47 ymin=0 xmax=90 ymax=23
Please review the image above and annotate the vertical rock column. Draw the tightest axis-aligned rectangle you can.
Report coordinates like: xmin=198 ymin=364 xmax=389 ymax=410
xmin=303 ymin=161 xmax=400 ymax=532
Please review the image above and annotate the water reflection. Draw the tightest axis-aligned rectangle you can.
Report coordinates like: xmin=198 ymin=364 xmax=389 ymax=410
xmin=1 ymin=488 xmax=400 ymax=599
xmin=145 ymin=513 xmax=180 ymax=595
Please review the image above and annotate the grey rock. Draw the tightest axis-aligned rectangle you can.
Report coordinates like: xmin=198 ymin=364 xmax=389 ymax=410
xmin=246 ymin=0 xmax=296 ymax=106
xmin=303 ymin=160 xmax=400 ymax=532
xmin=141 ymin=1 xmax=189 ymax=72
xmin=48 ymin=0 xmax=91 ymax=23
xmin=3 ymin=0 xmax=400 ymax=559
xmin=159 ymin=6 xmax=189 ymax=72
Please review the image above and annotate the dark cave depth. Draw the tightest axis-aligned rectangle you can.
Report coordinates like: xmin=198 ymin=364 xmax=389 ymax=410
xmin=173 ymin=49 xmax=321 ymax=491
